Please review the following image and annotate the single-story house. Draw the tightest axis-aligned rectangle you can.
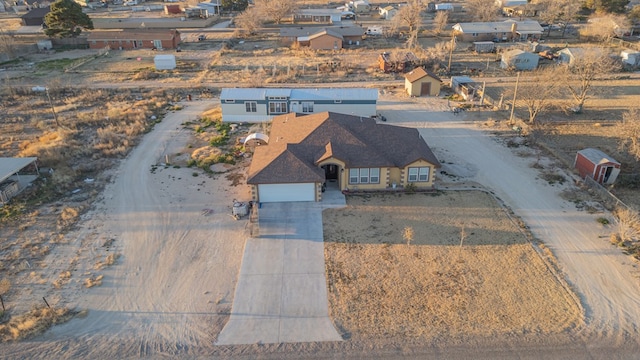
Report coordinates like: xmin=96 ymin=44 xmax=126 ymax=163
xmin=451 ymin=76 xmax=480 ymax=100
xmin=20 ymin=6 xmax=49 ymax=26
xmin=280 ymin=26 xmax=364 ymax=46
xmin=294 ymin=8 xmax=343 ymax=24
xmin=452 ymin=20 xmax=543 ymax=42
xmin=379 ymin=5 xmax=397 ymax=20
xmin=405 ymin=67 xmax=442 ymax=96
xmin=502 ymin=3 xmax=543 ymax=17
xmin=500 ymin=49 xmax=539 ymax=70
xmin=0 ymin=157 xmax=39 ymax=204
xmin=246 ymin=112 xmax=440 ymax=203
xmin=574 ymin=148 xmax=620 ymax=185
xmin=220 ymin=88 xmax=378 ymax=123
xmin=87 ymin=29 xmax=181 ymax=50
xmin=378 ymin=51 xmax=420 ymax=73
xmin=308 ymin=29 xmax=343 ymax=50
xmin=197 ymin=0 xmax=220 ymax=15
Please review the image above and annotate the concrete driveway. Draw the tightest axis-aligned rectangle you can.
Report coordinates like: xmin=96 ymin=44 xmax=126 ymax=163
xmin=216 ymin=195 xmax=345 ymax=345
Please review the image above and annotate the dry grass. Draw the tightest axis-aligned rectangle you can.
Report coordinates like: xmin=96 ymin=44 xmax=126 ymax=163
xmin=84 ymin=275 xmax=104 ymax=288
xmin=324 ymin=191 xmax=582 ymax=341
xmin=94 ymin=253 xmax=120 ymax=270
xmin=0 ymin=306 xmax=75 ymax=342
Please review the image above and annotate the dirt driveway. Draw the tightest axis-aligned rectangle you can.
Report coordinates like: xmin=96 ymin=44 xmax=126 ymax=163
xmin=378 ymin=94 xmax=640 ymax=347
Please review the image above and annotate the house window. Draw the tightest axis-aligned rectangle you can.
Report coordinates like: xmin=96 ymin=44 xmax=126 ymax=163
xmin=225 ymin=99 xmax=235 ymax=103
xmin=349 ymin=168 xmax=381 ymax=184
xmin=408 ymin=167 xmax=430 ymax=182
xmin=359 ymin=168 xmax=369 ymax=183
xmin=349 ymin=169 xmax=359 ymax=184
xmin=268 ymin=96 xmax=287 ymax=100
xmin=370 ymin=168 xmax=380 ymax=183
xmin=472 ymin=33 xmax=478 ymax=37
xmin=334 ymin=100 xmax=342 ymax=104
xmin=302 ymin=102 xmax=313 ymax=113
xmin=245 ymin=101 xmax=257 ymax=112
xmin=269 ymin=102 xmax=287 ymax=114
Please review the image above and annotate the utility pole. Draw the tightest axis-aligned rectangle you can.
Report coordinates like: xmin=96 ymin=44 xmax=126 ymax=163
xmin=45 ymin=87 xmax=60 ymax=128
xmin=509 ymin=72 xmax=520 ymax=126
xmin=447 ymin=31 xmax=455 ymax=74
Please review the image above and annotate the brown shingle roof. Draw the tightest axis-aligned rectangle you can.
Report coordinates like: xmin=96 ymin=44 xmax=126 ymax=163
xmin=404 ymin=67 xmax=442 ymax=83
xmin=247 ymin=112 xmax=440 ymax=184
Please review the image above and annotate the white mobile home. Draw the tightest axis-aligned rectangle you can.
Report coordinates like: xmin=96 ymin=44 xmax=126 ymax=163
xmin=220 ymin=88 xmax=378 ymax=123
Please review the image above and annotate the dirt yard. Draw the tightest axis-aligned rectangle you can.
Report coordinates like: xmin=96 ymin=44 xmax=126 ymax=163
xmin=323 ymin=191 xmax=583 ymax=342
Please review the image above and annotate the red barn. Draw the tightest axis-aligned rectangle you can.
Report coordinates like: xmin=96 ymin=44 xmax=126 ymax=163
xmin=574 ymin=148 xmax=621 ymax=185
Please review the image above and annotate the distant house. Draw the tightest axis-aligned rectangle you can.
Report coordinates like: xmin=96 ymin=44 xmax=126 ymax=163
xmin=502 ymin=3 xmax=543 ymax=17
xmin=220 ymin=88 xmax=378 ymax=123
xmin=20 ymin=6 xmax=49 ymax=26
xmin=280 ymin=26 xmax=364 ymax=47
xmin=405 ymin=67 xmax=442 ymax=96
xmin=246 ymin=112 xmax=440 ymax=203
xmin=308 ymin=29 xmax=343 ymax=50
xmin=294 ymin=8 xmax=343 ymax=24
xmin=452 ymin=20 xmax=543 ymax=42
xmin=574 ymin=148 xmax=620 ymax=185
xmin=87 ymin=29 xmax=181 ymax=50
xmin=379 ymin=5 xmax=397 ymax=20
xmin=500 ymin=49 xmax=539 ymax=70
xmin=349 ymin=0 xmax=371 ymax=13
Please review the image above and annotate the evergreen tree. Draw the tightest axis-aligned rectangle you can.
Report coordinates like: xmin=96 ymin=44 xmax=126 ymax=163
xmin=221 ymin=0 xmax=249 ymax=12
xmin=44 ymin=0 xmax=94 ymax=38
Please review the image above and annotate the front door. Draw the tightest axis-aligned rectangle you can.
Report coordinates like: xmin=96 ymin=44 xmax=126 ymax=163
xmin=421 ymin=82 xmax=431 ymax=96
xmin=290 ymin=101 xmax=299 ymax=112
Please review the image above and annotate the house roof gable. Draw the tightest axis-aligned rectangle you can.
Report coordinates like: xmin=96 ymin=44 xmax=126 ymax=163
xmin=404 ymin=67 xmax=442 ymax=83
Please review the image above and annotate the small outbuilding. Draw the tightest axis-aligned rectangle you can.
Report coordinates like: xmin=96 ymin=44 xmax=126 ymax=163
xmin=500 ymin=49 xmax=539 ymax=70
xmin=574 ymin=148 xmax=621 ymax=185
xmin=0 ymin=157 xmax=39 ymax=204
xmin=154 ymin=54 xmax=176 ymax=70
xmin=404 ymin=67 xmax=442 ymax=96
xmin=473 ymin=41 xmax=495 ymax=53
xmin=621 ymin=49 xmax=640 ymax=67
xmin=379 ymin=5 xmax=397 ymax=20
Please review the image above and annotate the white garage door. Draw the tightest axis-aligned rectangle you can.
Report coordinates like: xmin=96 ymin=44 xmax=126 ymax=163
xmin=258 ymin=183 xmax=315 ymax=203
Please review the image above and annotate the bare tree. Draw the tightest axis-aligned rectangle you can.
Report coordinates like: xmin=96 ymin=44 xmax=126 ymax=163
xmin=538 ymin=0 xmax=581 ymax=37
xmin=390 ymin=0 xmax=423 ymax=49
xmin=0 ymin=28 xmax=17 ymax=59
xmin=465 ymin=0 xmax=500 ymax=22
xmin=403 ymin=226 xmax=414 ymax=246
xmin=235 ymin=7 xmax=263 ymax=36
xmin=510 ymin=68 xmax=561 ymax=123
xmin=254 ymin=0 xmax=298 ymax=24
xmin=562 ymin=49 xmax=619 ymax=113
xmin=433 ymin=11 xmax=449 ymax=36
xmin=580 ymin=14 xmax=631 ymax=42
xmin=616 ymin=109 xmax=640 ymax=161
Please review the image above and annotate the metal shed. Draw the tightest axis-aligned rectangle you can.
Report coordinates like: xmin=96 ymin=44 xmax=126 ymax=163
xmin=574 ymin=148 xmax=620 ymax=185
xmin=0 ymin=157 xmax=38 ymax=204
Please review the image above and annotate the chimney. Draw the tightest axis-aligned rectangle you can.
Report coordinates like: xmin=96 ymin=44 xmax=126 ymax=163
xmin=510 ymin=22 xmax=517 ymax=40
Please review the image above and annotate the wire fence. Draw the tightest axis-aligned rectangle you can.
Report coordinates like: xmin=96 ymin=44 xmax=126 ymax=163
xmin=583 ymin=176 xmax=630 ymax=212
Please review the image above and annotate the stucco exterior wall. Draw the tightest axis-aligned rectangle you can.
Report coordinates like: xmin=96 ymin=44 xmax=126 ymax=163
xmin=309 ymin=34 xmax=342 ymax=50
